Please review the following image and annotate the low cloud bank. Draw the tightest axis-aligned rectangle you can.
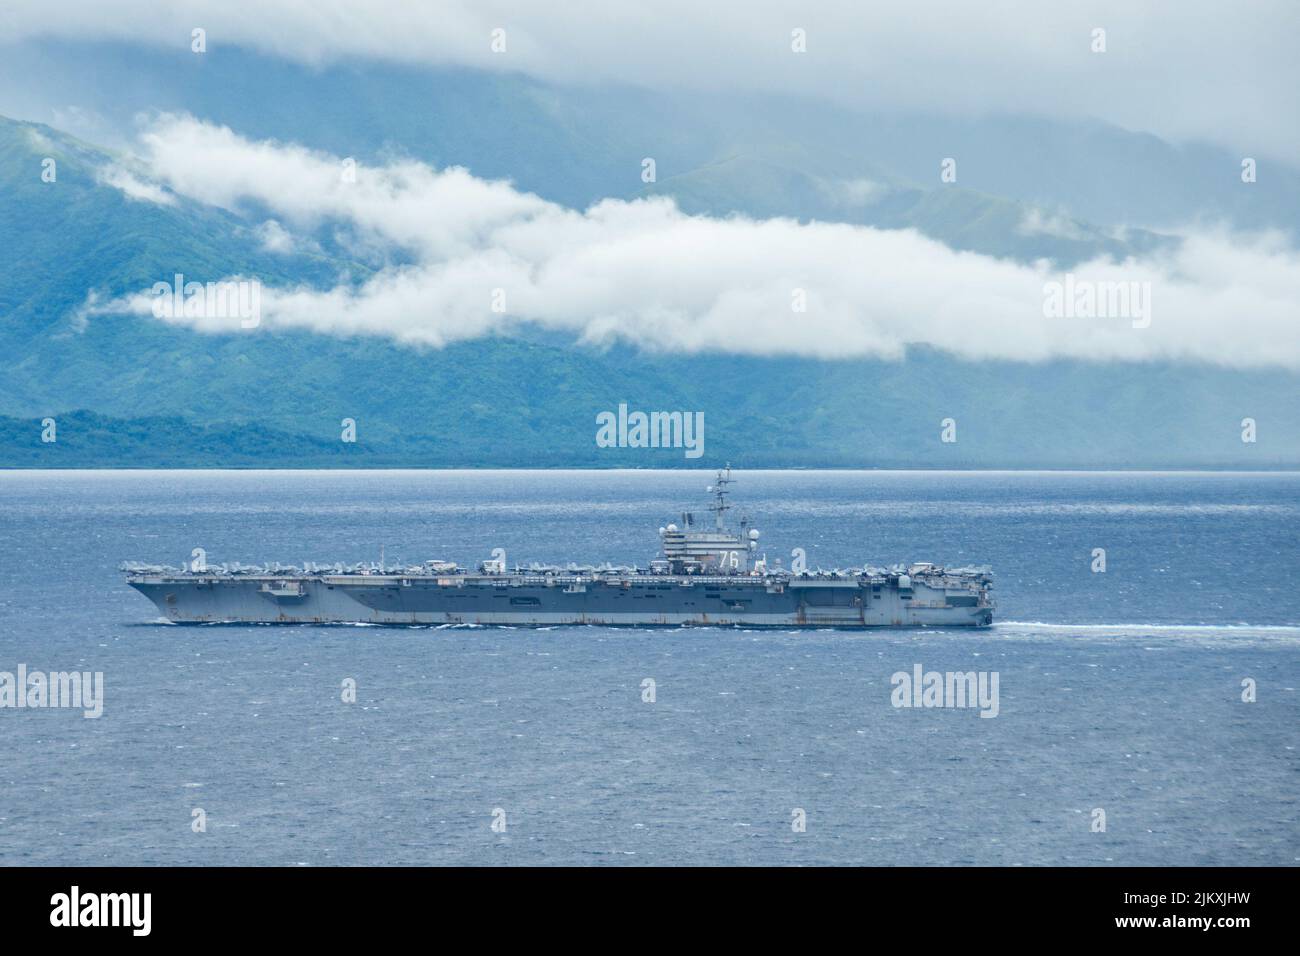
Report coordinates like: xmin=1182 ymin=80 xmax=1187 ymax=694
xmin=86 ymin=115 xmax=1300 ymax=370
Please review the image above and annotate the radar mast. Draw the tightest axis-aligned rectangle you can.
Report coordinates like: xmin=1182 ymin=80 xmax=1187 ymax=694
xmin=709 ymin=464 xmax=733 ymax=530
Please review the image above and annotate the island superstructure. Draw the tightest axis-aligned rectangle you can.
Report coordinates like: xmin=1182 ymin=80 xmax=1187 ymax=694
xmin=123 ymin=467 xmax=994 ymax=628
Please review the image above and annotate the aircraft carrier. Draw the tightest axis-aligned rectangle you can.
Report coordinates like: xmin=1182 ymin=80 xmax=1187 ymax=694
xmin=123 ymin=468 xmax=994 ymax=628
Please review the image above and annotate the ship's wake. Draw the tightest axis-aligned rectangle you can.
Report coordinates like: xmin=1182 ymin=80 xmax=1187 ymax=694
xmin=999 ymin=621 xmax=1300 ymax=633
xmin=995 ymin=621 xmax=1300 ymax=646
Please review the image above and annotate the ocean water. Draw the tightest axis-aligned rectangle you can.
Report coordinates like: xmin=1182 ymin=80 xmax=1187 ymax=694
xmin=0 ymin=469 xmax=1296 ymax=866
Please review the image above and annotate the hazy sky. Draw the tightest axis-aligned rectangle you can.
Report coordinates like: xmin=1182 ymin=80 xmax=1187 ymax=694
xmin=5 ymin=0 xmax=1299 ymax=161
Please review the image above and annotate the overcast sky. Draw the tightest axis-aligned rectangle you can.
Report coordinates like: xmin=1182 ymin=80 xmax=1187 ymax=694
xmin=5 ymin=0 xmax=1299 ymax=161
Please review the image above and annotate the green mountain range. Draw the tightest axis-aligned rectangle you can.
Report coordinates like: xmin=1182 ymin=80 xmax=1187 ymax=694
xmin=0 ymin=48 xmax=1297 ymax=468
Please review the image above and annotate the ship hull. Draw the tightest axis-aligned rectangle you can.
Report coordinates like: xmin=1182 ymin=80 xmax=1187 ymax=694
xmin=127 ymin=573 xmax=994 ymax=628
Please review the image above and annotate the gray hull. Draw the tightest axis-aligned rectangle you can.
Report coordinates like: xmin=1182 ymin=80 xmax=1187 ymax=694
xmin=128 ymin=571 xmax=994 ymax=628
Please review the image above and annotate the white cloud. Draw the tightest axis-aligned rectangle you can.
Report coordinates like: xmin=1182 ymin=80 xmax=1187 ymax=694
xmin=1017 ymin=208 xmax=1090 ymax=242
xmin=819 ymin=178 xmax=888 ymax=208
xmin=254 ymin=219 xmax=318 ymax=255
xmin=22 ymin=126 xmax=53 ymax=152
xmin=95 ymin=165 xmax=176 ymax=205
xmin=1 ymin=1 xmax=1296 ymax=161
xmin=84 ymin=116 xmax=1300 ymax=369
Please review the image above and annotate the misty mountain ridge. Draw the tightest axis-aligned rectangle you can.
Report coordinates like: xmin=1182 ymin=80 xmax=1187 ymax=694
xmin=0 ymin=48 xmax=1296 ymax=468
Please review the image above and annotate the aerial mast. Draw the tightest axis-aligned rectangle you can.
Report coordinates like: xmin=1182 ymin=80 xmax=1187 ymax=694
xmin=709 ymin=463 xmax=732 ymax=530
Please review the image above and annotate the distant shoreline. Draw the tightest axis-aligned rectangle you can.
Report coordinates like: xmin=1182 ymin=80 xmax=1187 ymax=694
xmin=4 ymin=466 xmax=1300 ymax=474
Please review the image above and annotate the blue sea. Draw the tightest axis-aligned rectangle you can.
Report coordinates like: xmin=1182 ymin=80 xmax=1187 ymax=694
xmin=0 ymin=470 xmax=1296 ymax=866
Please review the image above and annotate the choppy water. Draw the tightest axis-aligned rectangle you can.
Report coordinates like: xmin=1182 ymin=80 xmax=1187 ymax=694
xmin=0 ymin=470 xmax=1296 ymax=865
